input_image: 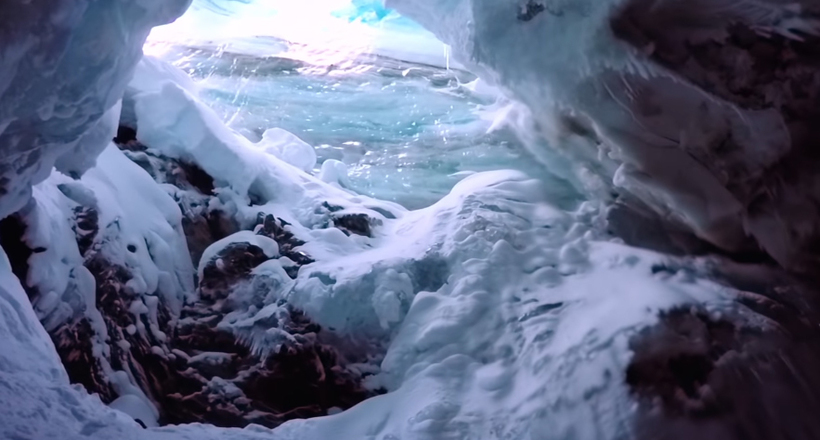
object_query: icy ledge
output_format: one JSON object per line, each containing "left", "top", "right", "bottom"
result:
{"left": 389, "top": 0, "right": 820, "bottom": 272}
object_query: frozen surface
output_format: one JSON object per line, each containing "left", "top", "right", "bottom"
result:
{"left": 143, "top": 1, "right": 571, "bottom": 209}
{"left": 387, "top": 0, "right": 820, "bottom": 270}
{"left": 0, "top": 0, "right": 190, "bottom": 218}
{"left": 0, "top": 2, "right": 806, "bottom": 440}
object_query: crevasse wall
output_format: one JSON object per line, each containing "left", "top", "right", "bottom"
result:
{"left": 388, "top": 0, "right": 820, "bottom": 271}
{"left": 0, "top": 0, "right": 191, "bottom": 219}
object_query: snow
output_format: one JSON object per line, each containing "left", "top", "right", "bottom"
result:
{"left": 110, "top": 394, "right": 160, "bottom": 428}
{"left": 116, "top": 57, "right": 760, "bottom": 440}
{"left": 257, "top": 128, "right": 318, "bottom": 174}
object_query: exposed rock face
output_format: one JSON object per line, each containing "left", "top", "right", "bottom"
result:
{"left": 109, "top": 136, "right": 373, "bottom": 427}
{"left": 626, "top": 279, "right": 820, "bottom": 440}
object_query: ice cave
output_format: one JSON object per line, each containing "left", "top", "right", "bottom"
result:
{"left": 2, "top": 0, "right": 820, "bottom": 439}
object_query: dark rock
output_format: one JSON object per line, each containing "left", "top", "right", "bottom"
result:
{"left": 609, "top": 0, "right": 820, "bottom": 272}
{"left": 321, "top": 202, "right": 344, "bottom": 213}
{"left": 333, "top": 213, "right": 377, "bottom": 237}
{"left": 177, "top": 161, "right": 215, "bottom": 196}
{"left": 114, "top": 125, "right": 138, "bottom": 144}
{"left": 53, "top": 319, "right": 118, "bottom": 403}
{"left": 518, "top": 1, "right": 545, "bottom": 22}
{"left": 0, "top": 214, "right": 32, "bottom": 293}
{"left": 627, "top": 293, "right": 820, "bottom": 440}
{"left": 33, "top": 133, "right": 379, "bottom": 430}
{"left": 182, "top": 209, "right": 239, "bottom": 268}
{"left": 72, "top": 206, "right": 99, "bottom": 257}
{"left": 199, "top": 242, "right": 271, "bottom": 304}
{"left": 253, "top": 213, "right": 314, "bottom": 269}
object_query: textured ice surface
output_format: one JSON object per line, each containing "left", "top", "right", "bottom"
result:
{"left": 143, "top": 1, "right": 572, "bottom": 210}
{"left": 0, "top": 2, "right": 806, "bottom": 439}
{"left": 388, "top": 0, "right": 820, "bottom": 270}
{"left": 144, "top": 48, "right": 555, "bottom": 209}
{"left": 0, "top": 0, "right": 191, "bottom": 218}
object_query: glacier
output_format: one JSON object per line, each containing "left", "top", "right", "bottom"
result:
{"left": 1, "top": 0, "right": 820, "bottom": 440}
{"left": 388, "top": 0, "right": 820, "bottom": 271}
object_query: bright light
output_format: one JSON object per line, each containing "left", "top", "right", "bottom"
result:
{"left": 145, "top": 0, "right": 455, "bottom": 71}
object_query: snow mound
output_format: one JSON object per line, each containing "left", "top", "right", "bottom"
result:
{"left": 257, "top": 128, "right": 318, "bottom": 174}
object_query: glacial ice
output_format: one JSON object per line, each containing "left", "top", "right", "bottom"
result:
{"left": 0, "top": 1, "right": 813, "bottom": 439}
{"left": 1, "top": 52, "right": 756, "bottom": 439}
{"left": 0, "top": 0, "right": 191, "bottom": 219}
{"left": 388, "top": 0, "right": 820, "bottom": 270}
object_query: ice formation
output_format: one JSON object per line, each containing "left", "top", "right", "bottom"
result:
{"left": 389, "top": 0, "right": 820, "bottom": 272}
{"left": 2, "top": 1, "right": 820, "bottom": 440}
{"left": 0, "top": 0, "right": 191, "bottom": 219}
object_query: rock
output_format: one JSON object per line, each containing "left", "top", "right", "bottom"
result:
{"left": 627, "top": 289, "right": 820, "bottom": 440}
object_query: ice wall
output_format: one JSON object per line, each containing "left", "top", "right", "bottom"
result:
{"left": 0, "top": 0, "right": 191, "bottom": 219}
{"left": 388, "top": 0, "right": 820, "bottom": 272}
